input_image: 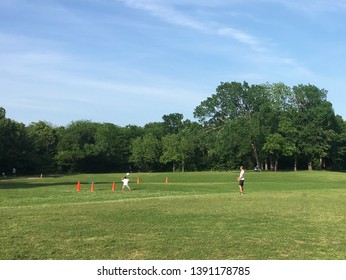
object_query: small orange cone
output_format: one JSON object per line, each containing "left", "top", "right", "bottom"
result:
{"left": 165, "top": 177, "right": 168, "bottom": 184}
{"left": 76, "top": 181, "right": 81, "bottom": 191}
{"left": 112, "top": 182, "right": 116, "bottom": 192}
{"left": 136, "top": 177, "right": 140, "bottom": 184}
{"left": 90, "top": 182, "right": 95, "bottom": 192}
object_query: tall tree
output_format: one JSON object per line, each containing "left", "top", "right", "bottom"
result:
{"left": 277, "top": 112, "right": 300, "bottom": 171}
{"left": 162, "top": 113, "right": 184, "bottom": 134}
{"left": 160, "top": 125, "right": 195, "bottom": 172}
{"left": 328, "top": 116, "right": 346, "bottom": 169}
{"left": 292, "top": 84, "right": 336, "bottom": 170}
{"left": 129, "top": 133, "right": 161, "bottom": 171}
{"left": 0, "top": 110, "right": 29, "bottom": 174}
{"left": 0, "top": 107, "right": 5, "bottom": 119}
{"left": 92, "top": 123, "right": 131, "bottom": 172}
{"left": 55, "top": 120, "right": 97, "bottom": 172}
{"left": 262, "top": 133, "right": 285, "bottom": 171}
{"left": 160, "top": 134, "right": 180, "bottom": 172}
{"left": 194, "top": 81, "right": 272, "bottom": 168}
{"left": 26, "top": 121, "right": 58, "bottom": 173}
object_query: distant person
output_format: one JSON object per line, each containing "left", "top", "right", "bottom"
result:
{"left": 12, "top": 167, "right": 16, "bottom": 176}
{"left": 237, "top": 166, "right": 245, "bottom": 194}
{"left": 121, "top": 176, "right": 131, "bottom": 191}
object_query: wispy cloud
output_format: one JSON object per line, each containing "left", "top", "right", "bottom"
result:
{"left": 217, "top": 27, "right": 263, "bottom": 52}
{"left": 121, "top": 0, "right": 207, "bottom": 31}
{"left": 119, "top": 0, "right": 313, "bottom": 79}
{"left": 120, "top": 0, "right": 264, "bottom": 52}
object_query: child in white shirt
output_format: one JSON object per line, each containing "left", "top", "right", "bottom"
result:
{"left": 121, "top": 177, "right": 131, "bottom": 191}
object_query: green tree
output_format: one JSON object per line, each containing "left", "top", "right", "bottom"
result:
{"left": 160, "top": 134, "right": 180, "bottom": 172}
{"left": 129, "top": 133, "right": 161, "bottom": 171}
{"left": 277, "top": 112, "right": 300, "bottom": 171}
{"left": 160, "top": 127, "right": 196, "bottom": 172}
{"left": 0, "top": 107, "right": 5, "bottom": 119}
{"left": 26, "top": 121, "right": 58, "bottom": 173}
{"left": 262, "top": 133, "right": 285, "bottom": 171}
{"left": 212, "top": 119, "right": 253, "bottom": 170}
{"left": 143, "top": 122, "right": 165, "bottom": 140}
{"left": 194, "top": 81, "right": 273, "bottom": 168}
{"left": 0, "top": 110, "right": 29, "bottom": 174}
{"left": 92, "top": 123, "right": 132, "bottom": 172}
{"left": 55, "top": 120, "right": 97, "bottom": 172}
{"left": 328, "top": 116, "right": 346, "bottom": 169}
{"left": 292, "top": 84, "right": 336, "bottom": 170}
{"left": 162, "top": 113, "right": 184, "bottom": 134}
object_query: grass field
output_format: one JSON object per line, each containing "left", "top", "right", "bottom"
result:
{"left": 0, "top": 171, "right": 345, "bottom": 260}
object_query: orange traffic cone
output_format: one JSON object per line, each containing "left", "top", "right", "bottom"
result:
{"left": 112, "top": 182, "right": 116, "bottom": 192}
{"left": 90, "top": 182, "right": 95, "bottom": 192}
{"left": 165, "top": 177, "right": 168, "bottom": 184}
{"left": 136, "top": 177, "right": 140, "bottom": 184}
{"left": 76, "top": 181, "right": 81, "bottom": 191}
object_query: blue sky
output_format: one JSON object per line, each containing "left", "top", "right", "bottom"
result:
{"left": 1, "top": 0, "right": 346, "bottom": 127}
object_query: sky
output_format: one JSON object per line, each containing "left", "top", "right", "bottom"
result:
{"left": 1, "top": 0, "right": 346, "bottom": 127}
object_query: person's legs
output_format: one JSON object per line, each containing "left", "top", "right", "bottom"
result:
{"left": 239, "top": 181, "right": 244, "bottom": 194}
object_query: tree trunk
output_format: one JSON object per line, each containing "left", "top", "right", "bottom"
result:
{"left": 251, "top": 141, "right": 261, "bottom": 169}
{"left": 319, "top": 157, "right": 324, "bottom": 170}
{"left": 294, "top": 156, "right": 297, "bottom": 171}
{"left": 269, "top": 156, "right": 274, "bottom": 171}
{"left": 308, "top": 161, "right": 313, "bottom": 171}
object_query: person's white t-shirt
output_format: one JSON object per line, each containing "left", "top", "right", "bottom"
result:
{"left": 239, "top": 170, "right": 245, "bottom": 181}
{"left": 122, "top": 178, "right": 129, "bottom": 186}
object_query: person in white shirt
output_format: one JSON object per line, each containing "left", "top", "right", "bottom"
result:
{"left": 237, "top": 166, "right": 245, "bottom": 194}
{"left": 121, "top": 176, "right": 131, "bottom": 191}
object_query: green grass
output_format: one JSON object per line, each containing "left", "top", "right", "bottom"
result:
{"left": 0, "top": 171, "right": 345, "bottom": 260}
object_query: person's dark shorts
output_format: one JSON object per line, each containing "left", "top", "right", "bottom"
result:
{"left": 239, "top": 180, "right": 244, "bottom": 186}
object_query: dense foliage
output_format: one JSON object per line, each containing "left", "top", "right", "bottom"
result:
{"left": 1, "top": 82, "right": 346, "bottom": 175}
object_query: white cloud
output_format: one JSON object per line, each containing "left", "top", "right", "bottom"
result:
{"left": 118, "top": 0, "right": 316, "bottom": 80}
{"left": 120, "top": 0, "right": 264, "bottom": 50}
{"left": 121, "top": 0, "right": 207, "bottom": 31}
{"left": 217, "top": 27, "right": 264, "bottom": 52}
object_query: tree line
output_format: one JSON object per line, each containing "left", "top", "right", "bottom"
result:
{"left": 1, "top": 81, "right": 346, "bottom": 175}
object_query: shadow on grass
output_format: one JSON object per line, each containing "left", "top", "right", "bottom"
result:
{"left": 0, "top": 177, "right": 123, "bottom": 190}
